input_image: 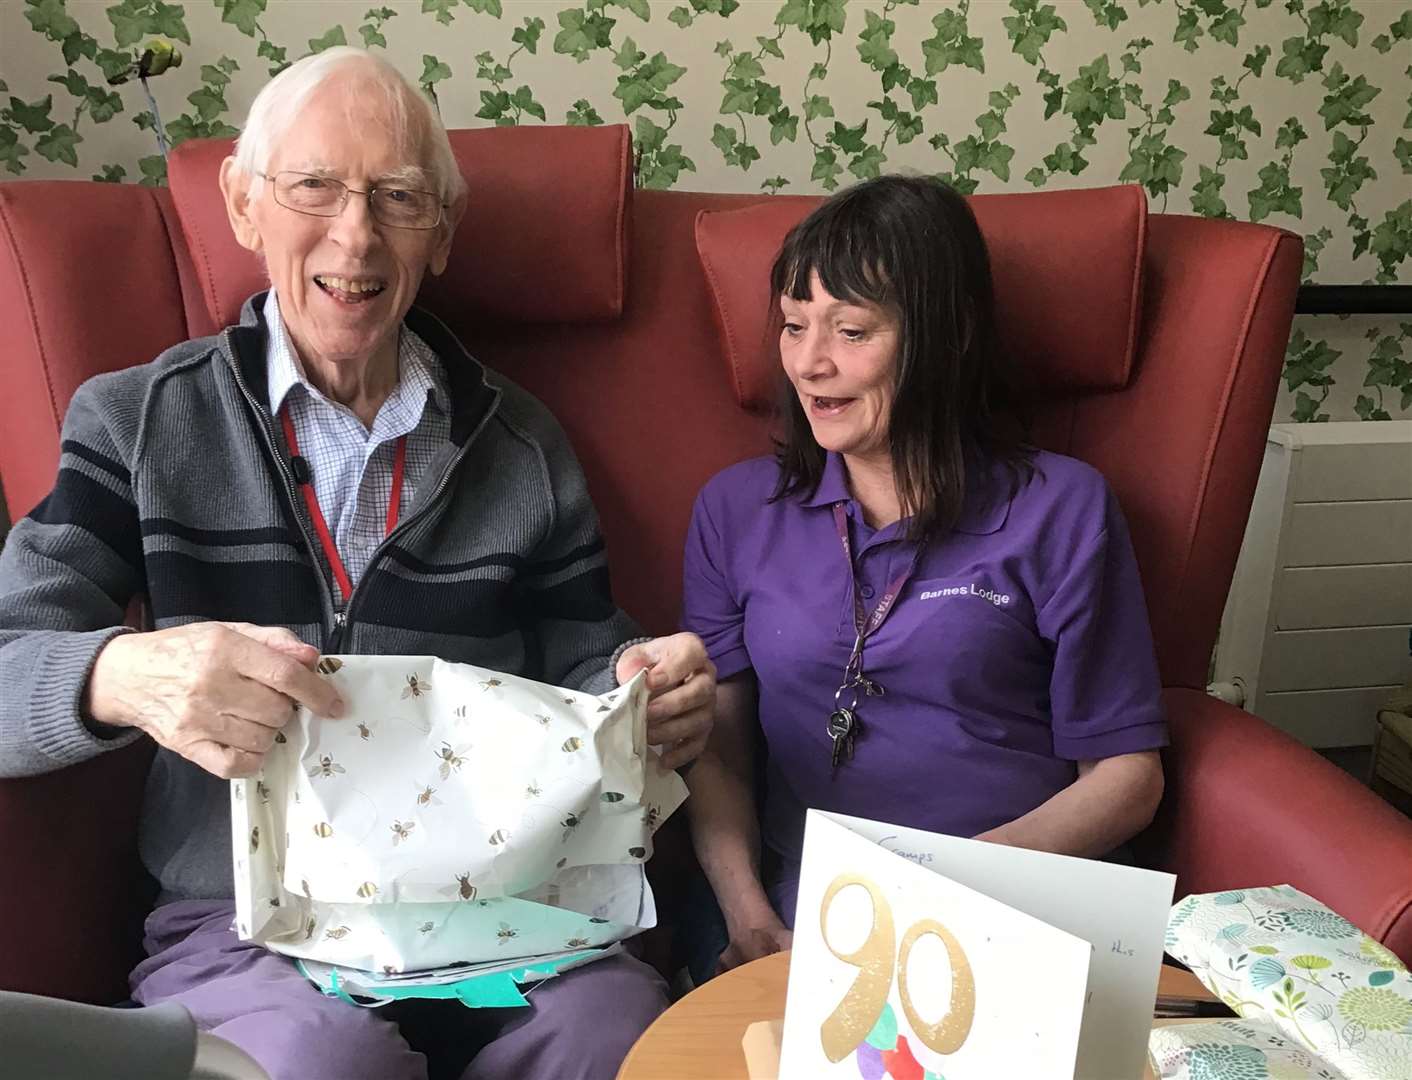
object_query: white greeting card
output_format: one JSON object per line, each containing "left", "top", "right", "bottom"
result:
{"left": 779, "top": 811, "right": 1176, "bottom": 1080}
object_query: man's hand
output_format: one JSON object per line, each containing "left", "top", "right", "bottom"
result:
{"left": 84, "top": 621, "right": 344, "bottom": 779}
{"left": 615, "top": 632, "right": 716, "bottom": 769}
{"left": 717, "top": 920, "right": 793, "bottom": 974}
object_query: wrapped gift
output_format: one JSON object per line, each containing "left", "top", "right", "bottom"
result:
{"left": 1162, "top": 885, "right": 1412, "bottom": 1079}
{"left": 230, "top": 655, "right": 686, "bottom": 974}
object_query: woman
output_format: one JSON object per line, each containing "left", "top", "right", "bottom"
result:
{"left": 681, "top": 175, "right": 1166, "bottom": 977}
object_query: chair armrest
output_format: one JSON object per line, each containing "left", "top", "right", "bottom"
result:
{"left": 1141, "top": 687, "right": 1412, "bottom": 965}
{"left": 0, "top": 740, "right": 155, "bottom": 1002}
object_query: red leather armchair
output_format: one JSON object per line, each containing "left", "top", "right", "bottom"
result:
{"left": 3, "top": 125, "right": 1410, "bottom": 1004}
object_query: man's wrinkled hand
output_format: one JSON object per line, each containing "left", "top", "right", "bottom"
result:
{"left": 717, "top": 922, "right": 793, "bottom": 974}
{"left": 84, "top": 621, "right": 344, "bottom": 779}
{"left": 615, "top": 632, "right": 716, "bottom": 769}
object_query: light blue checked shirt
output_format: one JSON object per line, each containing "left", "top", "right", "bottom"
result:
{"left": 264, "top": 290, "right": 451, "bottom": 594}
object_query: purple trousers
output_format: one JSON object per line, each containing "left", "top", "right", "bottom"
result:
{"left": 130, "top": 901, "right": 668, "bottom": 1080}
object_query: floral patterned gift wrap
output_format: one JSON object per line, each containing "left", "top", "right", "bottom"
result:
{"left": 230, "top": 655, "right": 687, "bottom": 973}
{"left": 1153, "top": 885, "right": 1412, "bottom": 1079}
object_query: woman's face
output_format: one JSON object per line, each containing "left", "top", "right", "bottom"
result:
{"left": 779, "top": 271, "right": 900, "bottom": 469}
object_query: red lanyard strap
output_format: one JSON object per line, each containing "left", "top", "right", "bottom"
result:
{"left": 280, "top": 408, "right": 406, "bottom": 605}
{"left": 832, "top": 502, "right": 921, "bottom": 646}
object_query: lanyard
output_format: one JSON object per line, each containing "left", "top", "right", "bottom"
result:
{"left": 280, "top": 408, "right": 407, "bottom": 605}
{"left": 831, "top": 501, "right": 921, "bottom": 650}
{"left": 826, "top": 501, "right": 922, "bottom": 771}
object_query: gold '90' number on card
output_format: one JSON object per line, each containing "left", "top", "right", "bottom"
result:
{"left": 817, "top": 873, "right": 976, "bottom": 1063}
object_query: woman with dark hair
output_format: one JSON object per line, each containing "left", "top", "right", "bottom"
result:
{"left": 680, "top": 175, "right": 1167, "bottom": 977}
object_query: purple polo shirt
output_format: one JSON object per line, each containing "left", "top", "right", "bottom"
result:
{"left": 682, "top": 450, "right": 1167, "bottom": 924}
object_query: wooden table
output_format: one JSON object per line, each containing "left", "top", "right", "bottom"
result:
{"left": 617, "top": 952, "right": 1219, "bottom": 1080}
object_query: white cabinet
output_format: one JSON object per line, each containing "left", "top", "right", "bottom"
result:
{"left": 1213, "top": 421, "right": 1412, "bottom": 747}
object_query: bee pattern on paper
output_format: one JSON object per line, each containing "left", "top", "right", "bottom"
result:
{"left": 628, "top": 846, "right": 647, "bottom": 859}
{"left": 415, "top": 784, "right": 441, "bottom": 808}
{"left": 313, "top": 822, "right": 334, "bottom": 838}
{"left": 419, "top": 921, "right": 435, "bottom": 934}
{"left": 641, "top": 805, "right": 660, "bottom": 830}
{"left": 534, "top": 714, "right": 552, "bottom": 728}
{"left": 249, "top": 826, "right": 259, "bottom": 852}
{"left": 525, "top": 780, "right": 542, "bottom": 798}
{"left": 356, "top": 881, "right": 379, "bottom": 898}
{"left": 479, "top": 679, "right": 502, "bottom": 692}
{"left": 274, "top": 731, "right": 287, "bottom": 744}
{"left": 309, "top": 754, "right": 346, "bottom": 779}
{"left": 601, "top": 791, "right": 624, "bottom": 804}
{"left": 402, "top": 673, "right": 430, "bottom": 699}
{"left": 596, "top": 704, "right": 610, "bottom": 713}
{"left": 267, "top": 897, "right": 281, "bottom": 908}
{"left": 488, "top": 829, "right": 510, "bottom": 847}
{"left": 566, "top": 937, "right": 590, "bottom": 948}
{"left": 324, "top": 925, "right": 352, "bottom": 941}
{"left": 356, "top": 721, "right": 373, "bottom": 741}
{"left": 562, "top": 697, "right": 576, "bottom": 706}
{"left": 316, "top": 657, "right": 344, "bottom": 675}
{"left": 234, "top": 784, "right": 243, "bottom": 802}
{"left": 455, "top": 873, "right": 477, "bottom": 901}
{"left": 390, "top": 820, "right": 415, "bottom": 845}
{"left": 304, "top": 917, "right": 317, "bottom": 940}
{"left": 434, "top": 742, "right": 470, "bottom": 780}
{"left": 497, "top": 922, "right": 519, "bottom": 947}
{"left": 560, "top": 812, "right": 583, "bottom": 841}
{"left": 302, "top": 879, "right": 312, "bottom": 898}
{"left": 255, "top": 780, "right": 270, "bottom": 803}
{"left": 453, "top": 705, "right": 467, "bottom": 719}
{"left": 589, "top": 917, "right": 609, "bottom": 924}
{"left": 561, "top": 737, "right": 583, "bottom": 753}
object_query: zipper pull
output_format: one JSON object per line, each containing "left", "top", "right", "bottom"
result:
{"left": 329, "top": 609, "right": 347, "bottom": 652}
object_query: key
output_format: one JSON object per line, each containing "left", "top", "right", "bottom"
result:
{"left": 827, "top": 708, "right": 856, "bottom": 769}
{"left": 860, "top": 675, "right": 885, "bottom": 697}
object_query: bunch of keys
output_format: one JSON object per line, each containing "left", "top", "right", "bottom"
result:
{"left": 827, "top": 674, "right": 884, "bottom": 770}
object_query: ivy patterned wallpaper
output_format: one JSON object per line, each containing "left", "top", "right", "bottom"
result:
{"left": 0, "top": 0, "right": 1409, "bottom": 427}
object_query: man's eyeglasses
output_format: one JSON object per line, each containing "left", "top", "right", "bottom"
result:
{"left": 258, "top": 170, "right": 446, "bottom": 230}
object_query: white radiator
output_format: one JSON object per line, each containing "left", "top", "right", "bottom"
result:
{"left": 1211, "top": 420, "right": 1412, "bottom": 747}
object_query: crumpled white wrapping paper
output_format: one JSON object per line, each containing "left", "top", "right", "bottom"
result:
{"left": 231, "top": 655, "right": 687, "bottom": 973}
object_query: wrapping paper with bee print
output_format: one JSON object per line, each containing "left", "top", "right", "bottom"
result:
{"left": 230, "top": 655, "right": 687, "bottom": 974}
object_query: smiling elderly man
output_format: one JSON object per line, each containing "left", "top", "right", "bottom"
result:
{"left": 0, "top": 48, "right": 715, "bottom": 1080}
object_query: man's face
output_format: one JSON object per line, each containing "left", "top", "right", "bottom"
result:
{"left": 222, "top": 74, "right": 458, "bottom": 373}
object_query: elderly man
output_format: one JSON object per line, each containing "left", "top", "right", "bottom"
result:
{"left": 0, "top": 48, "right": 715, "bottom": 1080}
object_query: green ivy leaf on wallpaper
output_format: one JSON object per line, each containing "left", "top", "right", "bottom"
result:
{"left": 7, "top": 96, "right": 55, "bottom": 135}
{"left": 511, "top": 16, "right": 545, "bottom": 53}
{"left": 35, "top": 123, "right": 80, "bottom": 166}
{"left": 1317, "top": 63, "right": 1379, "bottom": 130}
{"left": 308, "top": 27, "right": 348, "bottom": 54}
{"left": 1321, "top": 131, "right": 1375, "bottom": 211}
{"left": 25, "top": 0, "right": 80, "bottom": 42}
{"left": 0, "top": 126, "right": 28, "bottom": 176}
{"left": 359, "top": 8, "right": 398, "bottom": 49}
{"left": 634, "top": 115, "right": 694, "bottom": 188}
{"left": 421, "top": 55, "right": 453, "bottom": 88}
{"left": 465, "top": 0, "right": 504, "bottom": 17}
{"left": 566, "top": 99, "right": 604, "bottom": 126}
{"left": 1084, "top": 0, "right": 1127, "bottom": 34}
{"left": 777, "top": 0, "right": 847, "bottom": 47}
{"left": 1369, "top": 201, "right": 1412, "bottom": 284}
{"left": 1307, "top": 0, "right": 1363, "bottom": 48}
{"left": 422, "top": 0, "right": 458, "bottom": 27}
{"left": 810, "top": 145, "right": 841, "bottom": 190}
{"left": 137, "top": 153, "right": 166, "bottom": 186}
{"left": 107, "top": 0, "right": 191, "bottom": 49}
{"left": 93, "top": 162, "right": 126, "bottom": 182}
{"left": 555, "top": 8, "right": 617, "bottom": 62}
{"left": 1003, "top": 0, "right": 1066, "bottom": 68}
{"left": 217, "top": 0, "right": 266, "bottom": 38}
{"left": 922, "top": 8, "right": 985, "bottom": 75}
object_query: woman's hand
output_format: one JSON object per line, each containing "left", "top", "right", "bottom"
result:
{"left": 616, "top": 632, "right": 717, "bottom": 769}
{"left": 717, "top": 918, "right": 793, "bottom": 974}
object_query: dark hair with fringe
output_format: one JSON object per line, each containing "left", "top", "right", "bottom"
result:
{"left": 769, "top": 174, "right": 1029, "bottom": 539}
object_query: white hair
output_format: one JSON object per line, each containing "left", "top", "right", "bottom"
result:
{"left": 232, "top": 47, "right": 466, "bottom": 207}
